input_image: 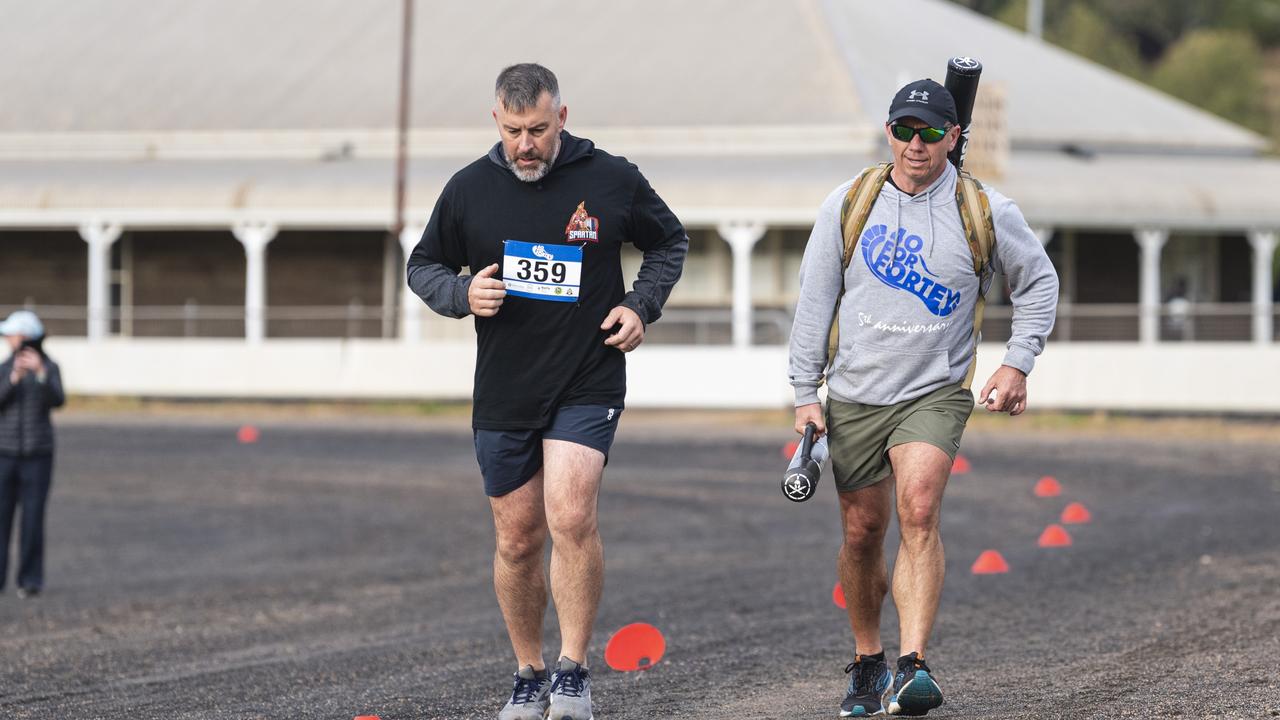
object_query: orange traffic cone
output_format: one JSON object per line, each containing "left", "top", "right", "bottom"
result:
{"left": 951, "top": 455, "right": 971, "bottom": 475}
{"left": 971, "top": 550, "right": 1009, "bottom": 574}
{"left": 1033, "top": 476, "right": 1061, "bottom": 497}
{"left": 1061, "top": 502, "right": 1092, "bottom": 524}
{"left": 782, "top": 439, "right": 799, "bottom": 460}
{"left": 354, "top": 716, "right": 381, "bottom": 720}
{"left": 832, "top": 581, "right": 846, "bottom": 609}
{"left": 1038, "top": 524, "right": 1072, "bottom": 547}
{"left": 237, "top": 425, "right": 260, "bottom": 444}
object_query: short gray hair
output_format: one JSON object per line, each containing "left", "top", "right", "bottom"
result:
{"left": 495, "top": 63, "right": 560, "bottom": 112}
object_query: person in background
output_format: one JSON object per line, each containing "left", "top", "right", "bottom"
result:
{"left": 0, "top": 310, "right": 65, "bottom": 598}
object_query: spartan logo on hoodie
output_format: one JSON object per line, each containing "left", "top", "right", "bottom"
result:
{"left": 565, "top": 201, "right": 600, "bottom": 242}
{"left": 860, "top": 224, "right": 961, "bottom": 317}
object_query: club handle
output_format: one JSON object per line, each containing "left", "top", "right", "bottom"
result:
{"left": 800, "top": 422, "right": 816, "bottom": 462}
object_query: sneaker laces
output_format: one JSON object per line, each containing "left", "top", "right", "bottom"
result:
{"left": 898, "top": 653, "right": 931, "bottom": 677}
{"left": 510, "top": 673, "right": 545, "bottom": 704}
{"left": 550, "top": 667, "right": 586, "bottom": 698}
{"left": 844, "top": 657, "right": 883, "bottom": 695}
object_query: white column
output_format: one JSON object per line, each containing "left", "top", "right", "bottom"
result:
{"left": 718, "top": 220, "right": 767, "bottom": 349}
{"left": 399, "top": 225, "right": 425, "bottom": 343}
{"left": 78, "top": 221, "right": 123, "bottom": 342}
{"left": 232, "top": 222, "right": 278, "bottom": 344}
{"left": 1248, "top": 230, "right": 1277, "bottom": 344}
{"left": 1134, "top": 228, "right": 1169, "bottom": 344}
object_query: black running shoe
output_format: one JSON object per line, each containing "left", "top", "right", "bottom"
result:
{"left": 888, "top": 652, "right": 943, "bottom": 716}
{"left": 840, "top": 654, "right": 893, "bottom": 717}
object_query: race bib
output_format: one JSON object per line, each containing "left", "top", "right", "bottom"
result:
{"left": 502, "top": 240, "right": 582, "bottom": 302}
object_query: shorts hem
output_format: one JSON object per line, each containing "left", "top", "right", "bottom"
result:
{"left": 885, "top": 434, "right": 962, "bottom": 462}
{"left": 541, "top": 431, "right": 610, "bottom": 457}
{"left": 834, "top": 472, "right": 892, "bottom": 494}
{"left": 484, "top": 472, "right": 539, "bottom": 498}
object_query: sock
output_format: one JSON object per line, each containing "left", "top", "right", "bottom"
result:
{"left": 859, "top": 650, "right": 886, "bottom": 662}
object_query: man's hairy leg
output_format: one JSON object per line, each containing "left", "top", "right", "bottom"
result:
{"left": 888, "top": 442, "right": 952, "bottom": 657}
{"left": 490, "top": 471, "right": 550, "bottom": 670}
{"left": 542, "top": 439, "right": 606, "bottom": 664}
{"left": 837, "top": 476, "right": 895, "bottom": 655}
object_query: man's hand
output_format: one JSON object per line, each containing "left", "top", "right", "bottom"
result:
{"left": 601, "top": 306, "right": 644, "bottom": 352}
{"left": 467, "top": 263, "right": 506, "bottom": 317}
{"left": 794, "top": 402, "right": 826, "bottom": 439}
{"left": 978, "top": 365, "right": 1028, "bottom": 416}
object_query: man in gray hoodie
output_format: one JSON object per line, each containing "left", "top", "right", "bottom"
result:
{"left": 788, "top": 79, "right": 1058, "bottom": 717}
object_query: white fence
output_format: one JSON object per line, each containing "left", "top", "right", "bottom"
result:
{"left": 42, "top": 338, "right": 1280, "bottom": 415}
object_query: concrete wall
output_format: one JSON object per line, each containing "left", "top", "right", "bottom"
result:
{"left": 37, "top": 339, "right": 1280, "bottom": 414}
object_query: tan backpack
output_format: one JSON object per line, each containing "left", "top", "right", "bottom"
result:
{"left": 827, "top": 163, "right": 997, "bottom": 389}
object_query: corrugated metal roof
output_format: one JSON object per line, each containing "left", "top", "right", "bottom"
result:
{"left": 0, "top": 0, "right": 1274, "bottom": 231}
{"left": 0, "top": 0, "right": 1263, "bottom": 151}
{"left": 3, "top": 148, "right": 1279, "bottom": 231}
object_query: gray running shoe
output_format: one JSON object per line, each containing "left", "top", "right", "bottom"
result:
{"left": 498, "top": 665, "right": 550, "bottom": 720}
{"left": 547, "top": 656, "right": 594, "bottom": 720}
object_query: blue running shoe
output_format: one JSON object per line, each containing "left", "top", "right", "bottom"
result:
{"left": 888, "top": 652, "right": 943, "bottom": 716}
{"left": 840, "top": 654, "right": 893, "bottom": 717}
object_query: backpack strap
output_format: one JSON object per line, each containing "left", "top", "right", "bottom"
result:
{"left": 821, "top": 164, "right": 998, "bottom": 390}
{"left": 955, "top": 171, "right": 997, "bottom": 389}
{"left": 827, "top": 163, "right": 893, "bottom": 365}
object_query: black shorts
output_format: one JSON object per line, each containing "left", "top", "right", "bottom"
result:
{"left": 473, "top": 404, "right": 623, "bottom": 497}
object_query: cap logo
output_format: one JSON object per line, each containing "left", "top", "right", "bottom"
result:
{"left": 907, "top": 90, "right": 929, "bottom": 103}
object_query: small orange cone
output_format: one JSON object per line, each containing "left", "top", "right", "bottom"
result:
{"left": 971, "top": 550, "right": 1009, "bottom": 574}
{"left": 237, "top": 425, "right": 260, "bottom": 444}
{"left": 1061, "top": 502, "right": 1092, "bottom": 524}
{"left": 604, "top": 622, "right": 666, "bottom": 671}
{"left": 1038, "top": 524, "right": 1072, "bottom": 547}
{"left": 832, "top": 581, "right": 846, "bottom": 609}
{"left": 782, "top": 439, "right": 800, "bottom": 460}
{"left": 951, "top": 455, "right": 971, "bottom": 475}
{"left": 1033, "top": 476, "right": 1061, "bottom": 497}
{"left": 354, "top": 716, "right": 381, "bottom": 720}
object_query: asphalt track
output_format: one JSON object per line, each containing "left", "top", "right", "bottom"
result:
{"left": 0, "top": 412, "right": 1277, "bottom": 719}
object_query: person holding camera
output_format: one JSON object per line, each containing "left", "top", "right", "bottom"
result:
{"left": 0, "top": 310, "right": 65, "bottom": 598}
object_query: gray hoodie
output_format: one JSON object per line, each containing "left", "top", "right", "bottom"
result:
{"left": 789, "top": 163, "right": 1059, "bottom": 407}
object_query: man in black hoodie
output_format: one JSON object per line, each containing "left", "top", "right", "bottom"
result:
{"left": 407, "top": 63, "right": 687, "bottom": 720}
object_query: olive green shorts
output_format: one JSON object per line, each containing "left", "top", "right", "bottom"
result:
{"left": 825, "top": 382, "right": 975, "bottom": 493}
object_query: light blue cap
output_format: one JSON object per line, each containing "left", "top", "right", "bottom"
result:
{"left": 0, "top": 310, "right": 45, "bottom": 339}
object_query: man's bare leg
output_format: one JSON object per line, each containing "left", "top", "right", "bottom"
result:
{"left": 490, "top": 471, "right": 549, "bottom": 670}
{"left": 542, "top": 440, "right": 606, "bottom": 664}
{"left": 837, "top": 476, "right": 895, "bottom": 655}
{"left": 887, "top": 442, "right": 952, "bottom": 657}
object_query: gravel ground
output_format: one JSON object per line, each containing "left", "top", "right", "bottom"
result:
{"left": 0, "top": 412, "right": 1276, "bottom": 719}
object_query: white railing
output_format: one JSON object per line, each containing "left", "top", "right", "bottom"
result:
{"left": 1, "top": 302, "right": 1272, "bottom": 344}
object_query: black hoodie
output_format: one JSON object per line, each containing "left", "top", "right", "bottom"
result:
{"left": 407, "top": 132, "right": 688, "bottom": 430}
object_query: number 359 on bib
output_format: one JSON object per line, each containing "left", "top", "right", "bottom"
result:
{"left": 501, "top": 239, "right": 583, "bottom": 303}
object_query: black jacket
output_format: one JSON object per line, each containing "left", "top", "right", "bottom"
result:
{"left": 407, "top": 131, "right": 688, "bottom": 430}
{"left": 0, "top": 354, "right": 65, "bottom": 456}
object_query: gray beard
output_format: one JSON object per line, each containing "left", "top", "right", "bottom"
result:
{"left": 504, "top": 137, "right": 561, "bottom": 183}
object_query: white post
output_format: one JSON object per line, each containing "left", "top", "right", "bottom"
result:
{"left": 1248, "top": 230, "right": 1277, "bottom": 344}
{"left": 1134, "top": 228, "right": 1169, "bottom": 344}
{"left": 399, "top": 225, "right": 425, "bottom": 343}
{"left": 78, "top": 221, "right": 123, "bottom": 342}
{"left": 1031, "top": 226, "right": 1054, "bottom": 247}
{"left": 718, "top": 220, "right": 767, "bottom": 349}
{"left": 232, "top": 222, "right": 278, "bottom": 344}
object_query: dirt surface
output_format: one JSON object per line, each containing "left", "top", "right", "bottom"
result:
{"left": 1, "top": 413, "right": 1278, "bottom": 719}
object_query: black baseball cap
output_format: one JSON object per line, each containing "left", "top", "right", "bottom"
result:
{"left": 887, "top": 79, "right": 958, "bottom": 129}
